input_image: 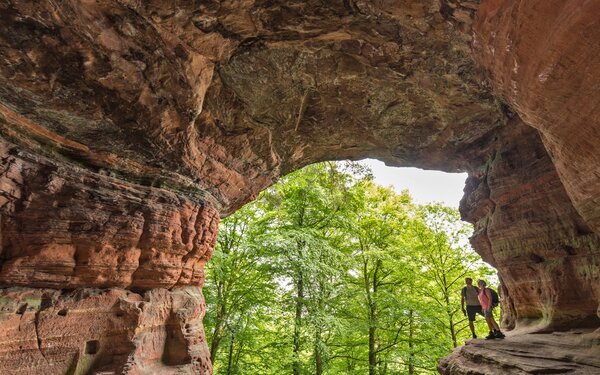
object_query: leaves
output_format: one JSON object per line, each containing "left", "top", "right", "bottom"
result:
{"left": 205, "top": 162, "right": 496, "bottom": 374}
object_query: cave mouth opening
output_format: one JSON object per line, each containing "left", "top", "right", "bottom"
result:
{"left": 359, "top": 159, "right": 468, "bottom": 208}
{"left": 205, "top": 160, "right": 498, "bottom": 373}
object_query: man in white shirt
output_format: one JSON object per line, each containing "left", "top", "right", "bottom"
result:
{"left": 461, "top": 277, "right": 483, "bottom": 338}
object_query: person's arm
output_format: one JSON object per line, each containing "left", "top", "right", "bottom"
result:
{"left": 485, "top": 288, "right": 492, "bottom": 308}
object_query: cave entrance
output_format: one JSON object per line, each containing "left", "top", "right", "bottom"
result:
{"left": 205, "top": 160, "right": 497, "bottom": 374}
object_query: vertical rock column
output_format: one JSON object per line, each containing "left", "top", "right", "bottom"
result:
{"left": 0, "top": 139, "right": 218, "bottom": 374}
{"left": 461, "top": 119, "right": 600, "bottom": 331}
{"left": 466, "top": 0, "right": 600, "bottom": 332}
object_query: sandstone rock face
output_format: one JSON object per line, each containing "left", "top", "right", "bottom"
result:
{"left": 0, "top": 2, "right": 504, "bottom": 372}
{"left": 0, "top": 139, "right": 219, "bottom": 290}
{"left": 461, "top": 119, "right": 600, "bottom": 331}
{"left": 472, "top": 0, "right": 600, "bottom": 233}
{"left": 0, "top": 286, "right": 210, "bottom": 375}
{"left": 0, "top": 0, "right": 599, "bottom": 374}
{"left": 0, "top": 0, "right": 504, "bottom": 212}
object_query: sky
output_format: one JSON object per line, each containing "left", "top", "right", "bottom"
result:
{"left": 359, "top": 159, "right": 468, "bottom": 208}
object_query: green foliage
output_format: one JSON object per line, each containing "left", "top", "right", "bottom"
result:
{"left": 205, "top": 162, "right": 496, "bottom": 374}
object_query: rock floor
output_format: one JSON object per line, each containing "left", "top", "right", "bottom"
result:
{"left": 439, "top": 330, "right": 600, "bottom": 374}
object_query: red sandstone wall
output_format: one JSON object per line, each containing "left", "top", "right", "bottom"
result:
{"left": 461, "top": 119, "right": 600, "bottom": 331}
{"left": 473, "top": 0, "right": 600, "bottom": 233}
{"left": 0, "top": 287, "right": 211, "bottom": 374}
{"left": 0, "top": 139, "right": 218, "bottom": 290}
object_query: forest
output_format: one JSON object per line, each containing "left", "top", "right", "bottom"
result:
{"left": 204, "top": 162, "right": 496, "bottom": 374}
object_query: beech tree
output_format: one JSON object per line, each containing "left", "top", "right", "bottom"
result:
{"left": 412, "top": 204, "right": 493, "bottom": 350}
{"left": 259, "top": 162, "right": 363, "bottom": 375}
{"left": 335, "top": 182, "right": 414, "bottom": 375}
{"left": 204, "top": 202, "right": 279, "bottom": 372}
{"left": 205, "top": 162, "right": 496, "bottom": 374}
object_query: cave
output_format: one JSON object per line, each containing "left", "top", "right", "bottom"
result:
{"left": 0, "top": 0, "right": 599, "bottom": 373}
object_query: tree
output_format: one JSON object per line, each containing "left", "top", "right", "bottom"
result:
{"left": 204, "top": 202, "right": 277, "bottom": 373}
{"left": 204, "top": 163, "right": 497, "bottom": 374}
{"left": 261, "top": 162, "right": 364, "bottom": 375}
{"left": 411, "top": 204, "right": 493, "bottom": 351}
{"left": 327, "top": 182, "right": 417, "bottom": 375}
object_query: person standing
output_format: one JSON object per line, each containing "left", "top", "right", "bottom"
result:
{"left": 461, "top": 278, "right": 483, "bottom": 338}
{"left": 477, "top": 279, "right": 505, "bottom": 339}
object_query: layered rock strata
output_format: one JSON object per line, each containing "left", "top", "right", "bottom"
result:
{"left": 0, "top": 0, "right": 598, "bottom": 374}
{"left": 473, "top": 0, "right": 600, "bottom": 233}
{"left": 0, "top": 1, "right": 505, "bottom": 372}
{"left": 0, "top": 286, "right": 210, "bottom": 375}
{"left": 439, "top": 330, "right": 600, "bottom": 374}
{"left": 0, "top": 139, "right": 218, "bottom": 290}
{"left": 461, "top": 119, "right": 600, "bottom": 331}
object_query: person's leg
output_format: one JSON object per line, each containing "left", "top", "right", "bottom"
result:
{"left": 483, "top": 312, "right": 492, "bottom": 330}
{"left": 486, "top": 309, "right": 505, "bottom": 338}
{"left": 484, "top": 310, "right": 496, "bottom": 339}
{"left": 469, "top": 320, "right": 476, "bottom": 336}
{"left": 490, "top": 313, "right": 504, "bottom": 338}
{"left": 491, "top": 317, "right": 500, "bottom": 331}
{"left": 466, "top": 306, "right": 477, "bottom": 337}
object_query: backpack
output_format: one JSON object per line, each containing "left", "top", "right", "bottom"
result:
{"left": 488, "top": 287, "right": 500, "bottom": 308}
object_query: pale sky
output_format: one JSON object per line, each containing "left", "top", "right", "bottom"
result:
{"left": 360, "top": 159, "right": 468, "bottom": 208}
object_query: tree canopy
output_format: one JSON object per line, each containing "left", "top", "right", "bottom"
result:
{"left": 204, "top": 162, "right": 495, "bottom": 374}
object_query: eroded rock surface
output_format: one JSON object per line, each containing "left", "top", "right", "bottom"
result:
{"left": 0, "top": 0, "right": 599, "bottom": 374}
{"left": 461, "top": 119, "right": 600, "bottom": 331}
{"left": 0, "top": 138, "right": 219, "bottom": 290}
{"left": 0, "top": 286, "right": 210, "bottom": 375}
{"left": 0, "top": 2, "right": 504, "bottom": 372}
{"left": 473, "top": 0, "right": 600, "bottom": 233}
{"left": 439, "top": 330, "right": 600, "bottom": 375}
{"left": 0, "top": 0, "right": 505, "bottom": 209}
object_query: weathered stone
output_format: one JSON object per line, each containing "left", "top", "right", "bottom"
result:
{"left": 472, "top": 0, "right": 600, "bottom": 234}
{"left": 0, "top": 0, "right": 504, "bottom": 212}
{"left": 461, "top": 119, "right": 600, "bottom": 332}
{"left": 0, "top": 0, "right": 598, "bottom": 373}
{"left": 439, "top": 330, "right": 600, "bottom": 374}
{"left": 0, "top": 138, "right": 218, "bottom": 290}
{"left": 0, "top": 286, "right": 211, "bottom": 375}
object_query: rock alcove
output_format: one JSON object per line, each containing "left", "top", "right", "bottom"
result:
{"left": 0, "top": 0, "right": 599, "bottom": 373}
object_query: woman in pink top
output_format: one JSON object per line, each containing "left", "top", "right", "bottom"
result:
{"left": 477, "top": 279, "right": 505, "bottom": 339}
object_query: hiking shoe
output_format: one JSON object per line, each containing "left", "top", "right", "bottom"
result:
{"left": 494, "top": 331, "right": 505, "bottom": 339}
{"left": 485, "top": 332, "right": 496, "bottom": 340}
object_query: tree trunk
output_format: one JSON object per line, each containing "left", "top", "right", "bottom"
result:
{"left": 210, "top": 282, "right": 227, "bottom": 363}
{"left": 233, "top": 339, "right": 244, "bottom": 374}
{"left": 315, "top": 328, "right": 323, "bottom": 375}
{"left": 364, "top": 259, "right": 379, "bottom": 375}
{"left": 449, "top": 314, "right": 457, "bottom": 348}
{"left": 226, "top": 333, "right": 235, "bottom": 375}
{"left": 293, "top": 270, "right": 304, "bottom": 375}
{"left": 314, "top": 274, "right": 327, "bottom": 375}
{"left": 443, "top": 286, "right": 458, "bottom": 348}
{"left": 368, "top": 324, "right": 376, "bottom": 375}
{"left": 408, "top": 309, "right": 415, "bottom": 375}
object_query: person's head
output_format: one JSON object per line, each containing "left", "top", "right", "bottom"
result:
{"left": 477, "top": 279, "right": 487, "bottom": 288}
{"left": 465, "top": 278, "right": 473, "bottom": 286}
